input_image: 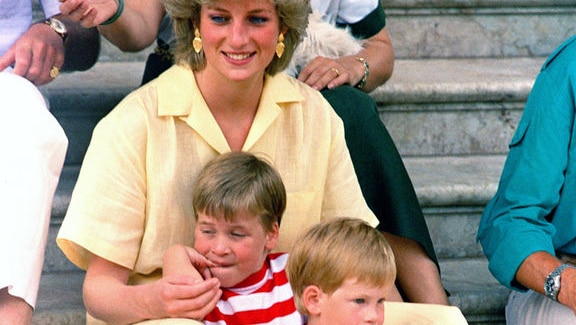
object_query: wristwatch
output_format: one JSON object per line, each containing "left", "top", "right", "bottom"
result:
{"left": 44, "top": 17, "right": 68, "bottom": 41}
{"left": 544, "top": 262, "right": 576, "bottom": 301}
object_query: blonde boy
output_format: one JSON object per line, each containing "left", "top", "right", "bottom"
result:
{"left": 287, "top": 217, "right": 469, "bottom": 325}
{"left": 287, "top": 217, "right": 396, "bottom": 325}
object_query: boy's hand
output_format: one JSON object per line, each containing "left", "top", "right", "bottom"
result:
{"left": 159, "top": 245, "right": 223, "bottom": 319}
{"left": 182, "top": 245, "right": 220, "bottom": 279}
{"left": 163, "top": 244, "right": 219, "bottom": 280}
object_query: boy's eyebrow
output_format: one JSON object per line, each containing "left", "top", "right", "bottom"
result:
{"left": 228, "top": 223, "right": 250, "bottom": 230}
{"left": 197, "top": 220, "right": 215, "bottom": 226}
{"left": 197, "top": 219, "right": 249, "bottom": 229}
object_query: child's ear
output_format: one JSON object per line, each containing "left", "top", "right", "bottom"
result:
{"left": 302, "top": 285, "right": 323, "bottom": 315}
{"left": 265, "top": 223, "right": 279, "bottom": 251}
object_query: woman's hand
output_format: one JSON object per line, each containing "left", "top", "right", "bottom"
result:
{"left": 297, "top": 26, "right": 394, "bottom": 93}
{"left": 148, "top": 274, "right": 222, "bottom": 320}
{"left": 83, "top": 254, "right": 221, "bottom": 324}
{"left": 59, "top": 0, "right": 119, "bottom": 28}
{"left": 297, "top": 56, "right": 365, "bottom": 91}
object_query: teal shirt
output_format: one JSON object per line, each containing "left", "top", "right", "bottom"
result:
{"left": 478, "top": 34, "right": 576, "bottom": 290}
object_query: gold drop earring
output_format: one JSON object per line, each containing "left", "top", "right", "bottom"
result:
{"left": 276, "top": 33, "right": 285, "bottom": 58}
{"left": 193, "top": 28, "right": 202, "bottom": 53}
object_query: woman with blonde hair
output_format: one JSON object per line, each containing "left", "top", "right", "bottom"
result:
{"left": 57, "top": 0, "right": 382, "bottom": 323}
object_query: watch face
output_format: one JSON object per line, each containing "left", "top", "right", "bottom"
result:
{"left": 50, "top": 19, "right": 67, "bottom": 34}
{"left": 545, "top": 275, "right": 560, "bottom": 299}
{"left": 545, "top": 277, "right": 555, "bottom": 293}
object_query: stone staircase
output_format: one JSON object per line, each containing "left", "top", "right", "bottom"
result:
{"left": 32, "top": 0, "right": 576, "bottom": 324}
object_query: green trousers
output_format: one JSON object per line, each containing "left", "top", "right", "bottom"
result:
{"left": 321, "top": 86, "right": 438, "bottom": 268}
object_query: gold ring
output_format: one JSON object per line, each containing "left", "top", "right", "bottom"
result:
{"left": 49, "top": 66, "right": 60, "bottom": 79}
{"left": 331, "top": 67, "right": 340, "bottom": 77}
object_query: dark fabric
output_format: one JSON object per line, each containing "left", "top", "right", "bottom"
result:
{"left": 141, "top": 40, "right": 174, "bottom": 86}
{"left": 341, "top": 1, "right": 386, "bottom": 39}
{"left": 320, "top": 86, "right": 439, "bottom": 268}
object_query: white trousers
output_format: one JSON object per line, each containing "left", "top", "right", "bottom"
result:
{"left": 0, "top": 72, "right": 68, "bottom": 308}
{"left": 506, "top": 289, "right": 576, "bottom": 324}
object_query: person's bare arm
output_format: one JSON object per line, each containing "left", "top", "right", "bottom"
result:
{"left": 297, "top": 26, "right": 394, "bottom": 93}
{"left": 351, "top": 27, "right": 394, "bottom": 91}
{"left": 383, "top": 232, "right": 450, "bottom": 305}
{"left": 83, "top": 253, "right": 221, "bottom": 324}
{"left": 60, "top": 0, "right": 164, "bottom": 51}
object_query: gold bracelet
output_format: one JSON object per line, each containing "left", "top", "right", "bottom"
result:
{"left": 355, "top": 57, "right": 369, "bottom": 90}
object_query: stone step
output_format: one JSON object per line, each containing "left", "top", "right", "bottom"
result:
{"left": 410, "top": 155, "right": 506, "bottom": 259}
{"left": 440, "top": 257, "right": 509, "bottom": 325}
{"left": 32, "top": 258, "right": 507, "bottom": 324}
{"left": 39, "top": 57, "right": 543, "bottom": 163}
{"left": 375, "top": 57, "right": 542, "bottom": 156}
{"left": 93, "top": 1, "right": 576, "bottom": 63}
{"left": 385, "top": 0, "right": 576, "bottom": 59}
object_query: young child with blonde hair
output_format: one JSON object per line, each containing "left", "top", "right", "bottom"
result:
{"left": 287, "top": 217, "right": 396, "bottom": 325}
{"left": 288, "top": 217, "right": 469, "bottom": 325}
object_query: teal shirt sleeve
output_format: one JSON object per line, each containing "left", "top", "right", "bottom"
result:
{"left": 477, "top": 35, "right": 576, "bottom": 290}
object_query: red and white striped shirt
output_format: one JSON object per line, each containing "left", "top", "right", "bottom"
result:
{"left": 203, "top": 253, "right": 304, "bottom": 325}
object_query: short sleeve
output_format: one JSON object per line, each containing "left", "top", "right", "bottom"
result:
{"left": 348, "top": 1, "right": 386, "bottom": 39}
